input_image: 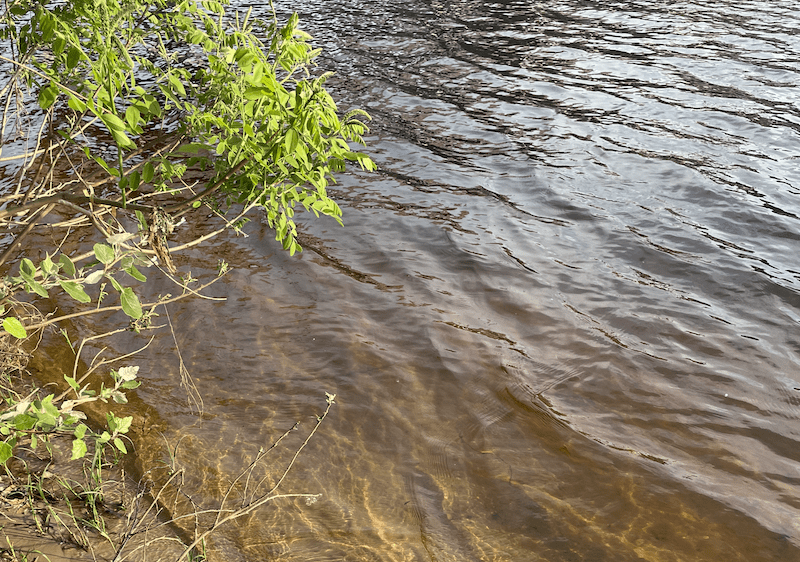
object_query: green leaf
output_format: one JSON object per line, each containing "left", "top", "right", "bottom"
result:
{"left": 84, "top": 270, "right": 104, "bottom": 284}
{"left": 27, "top": 280, "right": 49, "bottom": 298}
{"left": 41, "top": 254, "right": 57, "bottom": 276}
{"left": 120, "top": 287, "right": 142, "bottom": 319}
{"left": 178, "top": 143, "right": 207, "bottom": 154}
{"left": 125, "top": 105, "right": 141, "bottom": 130}
{"left": 167, "top": 72, "right": 187, "bottom": 97}
{"left": 67, "top": 94, "right": 86, "bottom": 112}
{"left": 65, "top": 375, "right": 80, "bottom": 393}
{"left": 59, "top": 254, "right": 76, "bottom": 277}
{"left": 125, "top": 265, "right": 147, "bottom": 282}
{"left": 142, "top": 162, "right": 154, "bottom": 183}
{"left": 53, "top": 35, "right": 66, "bottom": 56}
{"left": 13, "top": 414, "right": 36, "bottom": 431}
{"left": 19, "top": 258, "right": 36, "bottom": 278}
{"left": 94, "top": 243, "right": 115, "bottom": 265}
{"left": 38, "top": 84, "right": 58, "bottom": 109}
{"left": 106, "top": 274, "right": 123, "bottom": 292}
{"left": 59, "top": 280, "right": 91, "bottom": 303}
{"left": 71, "top": 439, "right": 88, "bottom": 460}
{"left": 41, "top": 396, "right": 59, "bottom": 419}
{"left": 3, "top": 317, "right": 27, "bottom": 339}
{"left": 113, "top": 437, "right": 127, "bottom": 454}
{"left": 102, "top": 112, "right": 127, "bottom": 132}
{"left": 113, "top": 415, "right": 133, "bottom": 434}
{"left": 66, "top": 46, "right": 82, "bottom": 70}
{"left": 285, "top": 128, "right": 299, "bottom": 153}
{"left": 0, "top": 441, "right": 12, "bottom": 464}
{"left": 74, "top": 424, "right": 88, "bottom": 439}
{"left": 128, "top": 170, "right": 141, "bottom": 192}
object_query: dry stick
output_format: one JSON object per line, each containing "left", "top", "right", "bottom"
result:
{"left": 242, "top": 421, "right": 299, "bottom": 506}
{"left": 0, "top": 202, "right": 56, "bottom": 267}
{"left": 175, "top": 397, "right": 335, "bottom": 562}
{"left": 53, "top": 330, "right": 154, "bottom": 403}
{"left": 19, "top": 105, "right": 61, "bottom": 203}
{"left": 163, "top": 304, "right": 203, "bottom": 414}
{"left": 0, "top": 196, "right": 115, "bottom": 269}
{"left": 111, "top": 467, "right": 191, "bottom": 562}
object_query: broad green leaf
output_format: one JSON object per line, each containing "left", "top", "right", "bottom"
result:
{"left": 19, "top": 258, "right": 36, "bottom": 278}
{"left": 65, "top": 375, "right": 80, "bottom": 393}
{"left": 113, "top": 437, "right": 127, "bottom": 454}
{"left": 26, "top": 280, "right": 49, "bottom": 298}
{"left": 120, "top": 287, "right": 142, "bottom": 319}
{"left": 41, "top": 255, "right": 56, "bottom": 276}
{"left": 125, "top": 265, "right": 147, "bottom": 282}
{"left": 142, "top": 162, "right": 154, "bottom": 183}
{"left": 71, "top": 439, "right": 87, "bottom": 460}
{"left": 53, "top": 35, "right": 65, "bottom": 55}
{"left": 129, "top": 170, "right": 141, "bottom": 192}
{"left": 94, "top": 243, "right": 115, "bottom": 265}
{"left": 13, "top": 414, "right": 36, "bottom": 431}
{"left": 113, "top": 415, "right": 133, "bottom": 434}
{"left": 102, "top": 112, "right": 126, "bottom": 132}
{"left": 167, "top": 73, "right": 187, "bottom": 97}
{"left": 106, "top": 274, "right": 122, "bottom": 292}
{"left": 74, "top": 424, "right": 88, "bottom": 439}
{"left": 59, "top": 280, "right": 91, "bottom": 303}
{"left": 38, "top": 84, "right": 58, "bottom": 109}
{"left": 66, "top": 45, "right": 82, "bottom": 69}
{"left": 41, "top": 396, "right": 59, "bottom": 419}
{"left": 59, "top": 254, "right": 76, "bottom": 277}
{"left": 35, "top": 412, "right": 57, "bottom": 429}
{"left": 0, "top": 441, "right": 12, "bottom": 464}
{"left": 285, "top": 128, "right": 299, "bottom": 153}
{"left": 67, "top": 94, "right": 86, "bottom": 112}
{"left": 125, "top": 105, "right": 140, "bottom": 130}
{"left": 3, "top": 317, "right": 27, "bottom": 339}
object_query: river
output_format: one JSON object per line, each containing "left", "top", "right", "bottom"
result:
{"left": 57, "top": 0, "right": 800, "bottom": 560}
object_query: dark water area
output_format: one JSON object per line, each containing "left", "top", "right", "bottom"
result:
{"left": 90, "top": 0, "right": 800, "bottom": 560}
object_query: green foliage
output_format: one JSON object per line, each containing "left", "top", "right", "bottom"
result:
{"left": 1, "top": 237, "right": 149, "bottom": 339}
{"left": 0, "top": 366, "right": 139, "bottom": 468}
{"left": 0, "top": 0, "right": 375, "bottom": 254}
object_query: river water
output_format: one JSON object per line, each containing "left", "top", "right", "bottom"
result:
{"left": 56, "top": 0, "right": 800, "bottom": 560}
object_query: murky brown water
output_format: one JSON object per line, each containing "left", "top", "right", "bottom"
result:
{"left": 24, "top": 0, "right": 800, "bottom": 560}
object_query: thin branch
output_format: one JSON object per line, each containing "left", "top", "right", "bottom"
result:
{"left": 22, "top": 275, "right": 226, "bottom": 332}
{"left": 175, "top": 395, "right": 335, "bottom": 562}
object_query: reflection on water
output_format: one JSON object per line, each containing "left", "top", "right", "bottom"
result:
{"left": 69, "top": 0, "right": 800, "bottom": 559}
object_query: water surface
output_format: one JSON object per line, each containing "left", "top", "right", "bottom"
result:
{"left": 92, "top": 1, "right": 800, "bottom": 560}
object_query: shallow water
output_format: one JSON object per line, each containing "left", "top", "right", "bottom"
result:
{"left": 63, "top": 0, "right": 800, "bottom": 560}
